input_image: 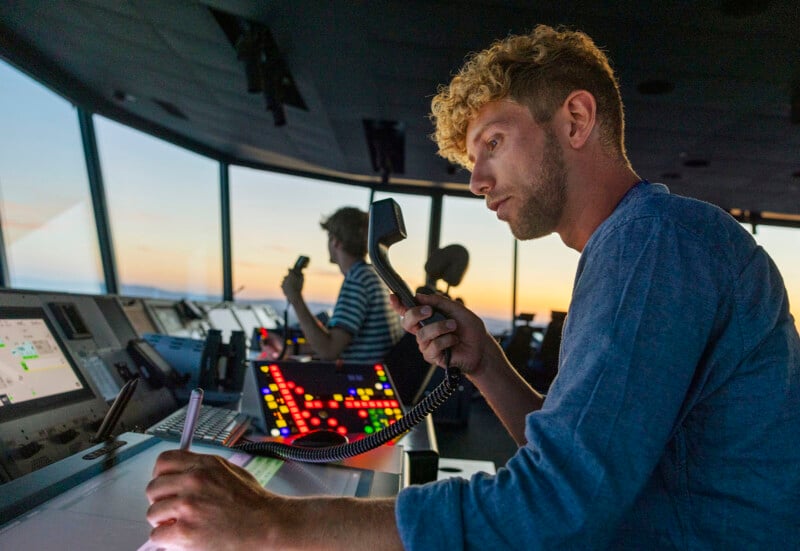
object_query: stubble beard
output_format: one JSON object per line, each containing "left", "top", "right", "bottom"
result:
{"left": 509, "top": 128, "right": 568, "bottom": 241}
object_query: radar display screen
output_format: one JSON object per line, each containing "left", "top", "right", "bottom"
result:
{"left": 0, "top": 306, "right": 93, "bottom": 421}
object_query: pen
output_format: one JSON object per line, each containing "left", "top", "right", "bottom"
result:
{"left": 179, "top": 388, "right": 204, "bottom": 451}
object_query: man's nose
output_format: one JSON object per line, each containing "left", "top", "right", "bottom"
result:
{"left": 469, "top": 158, "right": 493, "bottom": 196}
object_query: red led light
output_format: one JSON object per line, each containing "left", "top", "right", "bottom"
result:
{"left": 327, "top": 418, "right": 338, "bottom": 427}
{"left": 310, "top": 418, "right": 321, "bottom": 426}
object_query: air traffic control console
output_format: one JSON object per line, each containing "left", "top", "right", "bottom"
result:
{"left": 0, "top": 289, "right": 439, "bottom": 487}
{"left": 0, "top": 290, "right": 179, "bottom": 481}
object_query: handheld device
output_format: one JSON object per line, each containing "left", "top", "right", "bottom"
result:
{"left": 292, "top": 255, "right": 310, "bottom": 274}
{"left": 278, "top": 255, "right": 310, "bottom": 360}
{"left": 367, "top": 199, "right": 448, "bottom": 324}
{"left": 235, "top": 198, "right": 460, "bottom": 463}
{"left": 127, "top": 338, "right": 187, "bottom": 389}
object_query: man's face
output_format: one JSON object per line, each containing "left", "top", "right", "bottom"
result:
{"left": 327, "top": 232, "right": 336, "bottom": 264}
{"left": 465, "top": 100, "right": 567, "bottom": 240}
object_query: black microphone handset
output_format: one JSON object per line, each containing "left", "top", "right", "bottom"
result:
{"left": 292, "top": 255, "right": 310, "bottom": 274}
{"left": 277, "top": 256, "right": 310, "bottom": 360}
{"left": 235, "top": 199, "right": 461, "bottom": 463}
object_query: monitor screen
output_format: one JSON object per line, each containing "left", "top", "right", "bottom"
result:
{"left": 250, "top": 360, "right": 403, "bottom": 439}
{"left": 120, "top": 299, "right": 158, "bottom": 336}
{"left": 0, "top": 307, "right": 94, "bottom": 421}
{"left": 150, "top": 304, "right": 186, "bottom": 335}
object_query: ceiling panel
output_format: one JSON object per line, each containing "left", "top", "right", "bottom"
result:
{"left": 0, "top": 0, "right": 798, "bottom": 216}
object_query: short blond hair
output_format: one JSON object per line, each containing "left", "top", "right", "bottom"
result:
{"left": 430, "top": 25, "right": 627, "bottom": 169}
{"left": 320, "top": 207, "right": 369, "bottom": 258}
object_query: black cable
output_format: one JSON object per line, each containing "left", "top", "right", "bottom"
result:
{"left": 235, "top": 351, "right": 459, "bottom": 463}
{"left": 277, "top": 302, "right": 290, "bottom": 360}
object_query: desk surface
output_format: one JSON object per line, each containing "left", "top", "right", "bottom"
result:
{"left": 0, "top": 433, "right": 402, "bottom": 550}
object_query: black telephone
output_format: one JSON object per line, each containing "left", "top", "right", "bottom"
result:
{"left": 367, "top": 199, "right": 448, "bottom": 325}
{"left": 127, "top": 338, "right": 187, "bottom": 389}
{"left": 276, "top": 255, "right": 310, "bottom": 360}
{"left": 292, "top": 255, "right": 310, "bottom": 274}
{"left": 235, "top": 199, "right": 460, "bottom": 463}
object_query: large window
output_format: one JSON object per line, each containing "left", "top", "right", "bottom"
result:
{"left": 230, "top": 167, "right": 370, "bottom": 309}
{"left": 94, "top": 117, "right": 221, "bottom": 300}
{"left": 749, "top": 225, "right": 800, "bottom": 333}
{"left": 0, "top": 60, "right": 104, "bottom": 293}
{"left": 516, "top": 234, "right": 580, "bottom": 327}
{"left": 441, "top": 196, "right": 514, "bottom": 334}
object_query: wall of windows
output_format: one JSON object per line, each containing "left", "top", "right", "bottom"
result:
{"left": 230, "top": 167, "right": 370, "bottom": 307}
{"left": 750, "top": 225, "right": 800, "bottom": 331}
{"left": 0, "top": 60, "right": 104, "bottom": 293}
{"left": 0, "top": 58, "right": 797, "bottom": 335}
{"left": 440, "top": 196, "right": 514, "bottom": 334}
{"left": 94, "top": 117, "right": 222, "bottom": 301}
{"left": 516, "top": 234, "right": 580, "bottom": 326}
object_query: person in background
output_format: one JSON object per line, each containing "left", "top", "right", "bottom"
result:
{"left": 145, "top": 25, "right": 800, "bottom": 549}
{"left": 268, "top": 206, "right": 402, "bottom": 363}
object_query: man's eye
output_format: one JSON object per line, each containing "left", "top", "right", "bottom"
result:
{"left": 487, "top": 138, "right": 498, "bottom": 151}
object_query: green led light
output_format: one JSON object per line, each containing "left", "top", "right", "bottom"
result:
{"left": 364, "top": 426, "right": 374, "bottom": 434}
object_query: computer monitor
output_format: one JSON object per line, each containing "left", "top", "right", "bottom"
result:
{"left": 120, "top": 298, "right": 159, "bottom": 336}
{"left": 0, "top": 306, "right": 94, "bottom": 422}
{"left": 242, "top": 360, "right": 404, "bottom": 439}
{"left": 148, "top": 303, "right": 187, "bottom": 335}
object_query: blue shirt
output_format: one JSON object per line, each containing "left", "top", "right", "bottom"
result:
{"left": 396, "top": 182, "right": 800, "bottom": 549}
{"left": 328, "top": 260, "right": 403, "bottom": 362}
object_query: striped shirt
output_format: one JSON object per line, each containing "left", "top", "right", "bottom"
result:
{"left": 328, "top": 260, "right": 403, "bottom": 362}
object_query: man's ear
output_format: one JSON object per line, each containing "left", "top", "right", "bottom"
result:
{"left": 562, "top": 90, "right": 596, "bottom": 150}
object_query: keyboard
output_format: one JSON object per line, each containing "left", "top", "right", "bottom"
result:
{"left": 147, "top": 405, "right": 251, "bottom": 447}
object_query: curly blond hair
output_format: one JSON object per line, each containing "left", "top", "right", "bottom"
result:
{"left": 430, "top": 25, "right": 626, "bottom": 169}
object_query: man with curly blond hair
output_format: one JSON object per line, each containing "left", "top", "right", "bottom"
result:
{"left": 145, "top": 25, "right": 800, "bottom": 550}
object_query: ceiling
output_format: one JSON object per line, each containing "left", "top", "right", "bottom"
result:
{"left": 1, "top": 0, "right": 799, "bottom": 220}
